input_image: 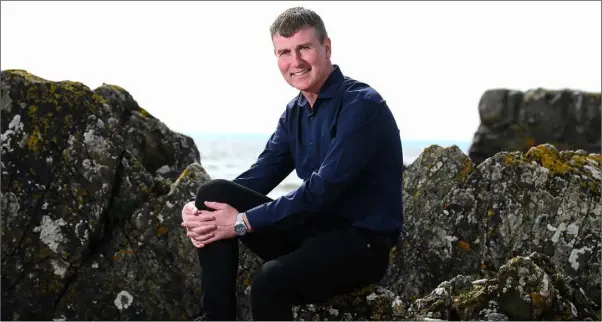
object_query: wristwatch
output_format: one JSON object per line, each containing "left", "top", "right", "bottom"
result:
{"left": 234, "top": 213, "right": 247, "bottom": 236}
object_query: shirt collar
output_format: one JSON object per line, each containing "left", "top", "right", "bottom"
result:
{"left": 296, "top": 64, "right": 344, "bottom": 107}
{"left": 317, "top": 64, "right": 344, "bottom": 99}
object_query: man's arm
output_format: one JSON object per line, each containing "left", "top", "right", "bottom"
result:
{"left": 232, "top": 111, "right": 294, "bottom": 195}
{"left": 244, "top": 98, "right": 388, "bottom": 230}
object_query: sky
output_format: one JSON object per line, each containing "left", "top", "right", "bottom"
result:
{"left": 1, "top": 1, "right": 600, "bottom": 142}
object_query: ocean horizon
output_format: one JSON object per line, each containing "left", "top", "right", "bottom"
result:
{"left": 188, "top": 132, "right": 472, "bottom": 199}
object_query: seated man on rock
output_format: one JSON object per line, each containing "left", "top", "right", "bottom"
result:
{"left": 180, "top": 6, "right": 404, "bottom": 321}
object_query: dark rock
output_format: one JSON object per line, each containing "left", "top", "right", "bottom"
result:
{"left": 1, "top": 70, "right": 209, "bottom": 320}
{"left": 468, "top": 88, "right": 601, "bottom": 165}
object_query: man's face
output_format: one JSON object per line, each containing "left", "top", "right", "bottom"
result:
{"left": 272, "top": 26, "right": 332, "bottom": 93}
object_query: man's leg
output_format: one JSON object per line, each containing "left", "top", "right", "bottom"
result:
{"left": 249, "top": 227, "right": 394, "bottom": 321}
{"left": 193, "top": 179, "right": 304, "bottom": 320}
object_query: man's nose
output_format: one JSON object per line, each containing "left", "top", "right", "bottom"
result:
{"left": 291, "top": 50, "right": 304, "bottom": 66}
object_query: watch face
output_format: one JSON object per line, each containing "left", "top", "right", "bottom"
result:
{"left": 234, "top": 223, "right": 246, "bottom": 235}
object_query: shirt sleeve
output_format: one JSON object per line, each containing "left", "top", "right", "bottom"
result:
{"left": 232, "top": 111, "right": 294, "bottom": 195}
{"left": 245, "top": 98, "right": 385, "bottom": 230}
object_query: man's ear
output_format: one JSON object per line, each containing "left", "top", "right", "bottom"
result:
{"left": 324, "top": 37, "right": 332, "bottom": 59}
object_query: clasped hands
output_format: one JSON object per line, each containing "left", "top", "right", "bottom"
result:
{"left": 181, "top": 200, "right": 240, "bottom": 248}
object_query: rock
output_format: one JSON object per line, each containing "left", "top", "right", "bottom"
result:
{"left": 467, "top": 88, "right": 601, "bottom": 165}
{"left": 385, "top": 143, "right": 601, "bottom": 311}
{"left": 404, "top": 252, "right": 601, "bottom": 321}
{"left": 1, "top": 70, "right": 210, "bottom": 320}
{"left": 2, "top": 71, "right": 600, "bottom": 320}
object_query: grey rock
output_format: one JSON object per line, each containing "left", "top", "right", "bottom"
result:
{"left": 468, "top": 88, "right": 601, "bottom": 165}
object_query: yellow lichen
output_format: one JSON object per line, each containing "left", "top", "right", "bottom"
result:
{"left": 501, "top": 144, "right": 601, "bottom": 188}
{"left": 510, "top": 257, "right": 521, "bottom": 265}
{"left": 5, "top": 69, "right": 47, "bottom": 83}
{"left": 27, "top": 104, "right": 38, "bottom": 118}
{"left": 525, "top": 145, "right": 572, "bottom": 173}
{"left": 138, "top": 107, "right": 150, "bottom": 118}
{"left": 64, "top": 114, "right": 73, "bottom": 129}
{"left": 454, "top": 284, "right": 487, "bottom": 312}
{"left": 176, "top": 168, "right": 189, "bottom": 182}
{"left": 156, "top": 224, "right": 168, "bottom": 237}
{"left": 529, "top": 292, "right": 547, "bottom": 308}
{"left": 457, "top": 240, "right": 472, "bottom": 251}
{"left": 92, "top": 93, "right": 108, "bottom": 105}
{"left": 456, "top": 157, "right": 473, "bottom": 182}
{"left": 26, "top": 127, "right": 42, "bottom": 152}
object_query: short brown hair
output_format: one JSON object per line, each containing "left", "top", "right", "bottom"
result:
{"left": 270, "top": 7, "right": 328, "bottom": 44}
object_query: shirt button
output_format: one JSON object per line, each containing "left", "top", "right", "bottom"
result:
{"left": 309, "top": 141, "right": 313, "bottom": 145}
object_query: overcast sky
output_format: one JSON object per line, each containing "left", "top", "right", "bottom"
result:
{"left": 2, "top": 1, "right": 600, "bottom": 141}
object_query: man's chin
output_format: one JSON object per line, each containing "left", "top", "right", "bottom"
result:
{"left": 290, "top": 81, "right": 313, "bottom": 92}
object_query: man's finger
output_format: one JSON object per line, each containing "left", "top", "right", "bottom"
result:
{"left": 187, "top": 230, "right": 214, "bottom": 240}
{"left": 181, "top": 219, "right": 216, "bottom": 229}
{"left": 183, "top": 213, "right": 215, "bottom": 223}
{"left": 191, "top": 224, "right": 217, "bottom": 235}
{"left": 204, "top": 201, "right": 227, "bottom": 210}
{"left": 195, "top": 234, "right": 220, "bottom": 248}
{"left": 193, "top": 231, "right": 216, "bottom": 242}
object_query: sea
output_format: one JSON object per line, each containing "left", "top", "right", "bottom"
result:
{"left": 191, "top": 133, "right": 471, "bottom": 200}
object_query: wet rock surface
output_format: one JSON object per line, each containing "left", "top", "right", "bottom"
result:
{"left": 468, "top": 88, "right": 601, "bottom": 165}
{"left": 1, "top": 71, "right": 600, "bottom": 320}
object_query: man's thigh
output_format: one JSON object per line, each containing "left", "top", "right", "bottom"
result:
{"left": 240, "top": 213, "right": 307, "bottom": 262}
{"left": 255, "top": 227, "right": 391, "bottom": 304}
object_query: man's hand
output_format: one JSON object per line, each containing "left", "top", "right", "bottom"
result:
{"left": 181, "top": 201, "right": 241, "bottom": 248}
{"left": 181, "top": 201, "right": 217, "bottom": 248}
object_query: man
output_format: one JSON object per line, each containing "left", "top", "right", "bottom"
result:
{"left": 181, "top": 6, "right": 404, "bottom": 321}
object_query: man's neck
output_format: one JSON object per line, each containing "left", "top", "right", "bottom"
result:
{"left": 301, "top": 64, "right": 334, "bottom": 108}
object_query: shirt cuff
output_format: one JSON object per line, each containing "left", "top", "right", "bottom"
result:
{"left": 245, "top": 203, "right": 270, "bottom": 231}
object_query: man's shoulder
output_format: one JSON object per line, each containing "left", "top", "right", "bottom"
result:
{"left": 340, "top": 76, "right": 385, "bottom": 106}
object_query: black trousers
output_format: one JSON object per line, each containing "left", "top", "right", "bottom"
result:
{"left": 194, "top": 179, "right": 396, "bottom": 321}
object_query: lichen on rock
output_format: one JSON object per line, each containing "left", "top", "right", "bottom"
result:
{"left": 1, "top": 70, "right": 207, "bottom": 320}
{"left": 404, "top": 253, "right": 600, "bottom": 321}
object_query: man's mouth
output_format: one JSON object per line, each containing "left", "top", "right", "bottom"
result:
{"left": 291, "top": 68, "right": 310, "bottom": 76}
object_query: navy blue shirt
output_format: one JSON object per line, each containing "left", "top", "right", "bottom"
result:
{"left": 234, "top": 65, "right": 404, "bottom": 233}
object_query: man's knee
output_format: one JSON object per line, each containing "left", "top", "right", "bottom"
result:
{"left": 197, "top": 178, "right": 232, "bottom": 194}
{"left": 195, "top": 179, "right": 234, "bottom": 206}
